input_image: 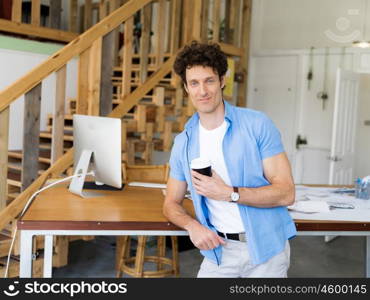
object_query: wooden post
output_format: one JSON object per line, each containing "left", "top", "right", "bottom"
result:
{"left": 175, "top": 87, "right": 183, "bottom": 115}
{"left": 121, "top": 121, "right": 127, "bottom": 152}
{"left": 99, "top": 0, "right": 108, "bottom": 19}
{"left": 122, "top": 16, "right": 134, "bottom": 97}
{"left": 233, "top": 0, "right": 242, "bottom": 47}
{"left": 153, "top": 87, "right": 165, "bottom": 106}
{"left": 84, "top": 0, "right": 93, "bottom": 30}
{"left": 170, "top": 0, "right": 181, "bottom": 54}
{"left": 31, "top": 0, "right": 41, "bottom": 26}
{"left": 68, "top": 0, "right": 78, "bottom": 32}
{"left": 156, "top": 106, "right": 165, "bottom": 132}
{"left": 49, "top": 0, "right": 62, "bottom": 29}
{"left": 51, "top": 66, "right": 66, "bottom": 164}
{"left": 109, "top": 0, "right": 121, "bottom": 67}
{"left": 201, "top": 0, "right": 210, "bottom": 42}
{"left": 224, "top": 0, "right": 232, "bottom": 43}
{"left": 11, "top": 0, "right": 22, "bottom": 23}
{"left": 88, "top": 38, "right": 103, "bottom": 116}
{"left": 77, "top": 48, "right": 90, "bottom": 115}
{"left": 191, "top": 0, "right": 202, "bottom": 40}
{"left": 212, "top": 0, "right": 221, "bottom": 42}
{"left": 135, "top": 105, "right": 146, "bottom": 132}
{"left": 22, "top": 83, "right": 42, "bottom": 191}
{"left": 236, "top": 0, "right": 252, "bottom": 107}
{"left": 100, "top": 31, "right": 115, "bottom": 116}
{"left": 0, "top": 107, "right": 9, "bottom": 209}
{"left": 155, "top": 0, "right": 166, "bottom": 67}
{"left": 163, "top": 121, "right": 173, "bottom": 151}
{"left": 139, "top": 4, "right": 152, "bottom": 83}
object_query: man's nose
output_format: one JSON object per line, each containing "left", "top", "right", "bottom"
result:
{"left": 199, "top": 83, "right": 208, "bottom": 96}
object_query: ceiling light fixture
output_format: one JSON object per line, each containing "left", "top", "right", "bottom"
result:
{"left": 353, "top": 0, "right": 370, "bottom": 48}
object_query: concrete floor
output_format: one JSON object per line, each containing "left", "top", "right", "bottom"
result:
{"left": 52, "top": 235, "right": 366, "bottom": 277}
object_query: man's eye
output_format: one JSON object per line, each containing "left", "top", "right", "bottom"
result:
{"left": 190, "top": 82, "right": 198, "bottom": 86}
{"left": 207, "top": 79, "right": 215, "bottom": 83}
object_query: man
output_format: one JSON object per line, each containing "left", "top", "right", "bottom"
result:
{"left": 163, "top": 41, "right": 296, "bottom": 277}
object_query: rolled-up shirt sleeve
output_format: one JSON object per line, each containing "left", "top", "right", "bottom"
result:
{"left": 169, "top": 135, "right": 186, "bottom": 181}
{"left": 257, "top": 113, "right": 285, "bottom": 160}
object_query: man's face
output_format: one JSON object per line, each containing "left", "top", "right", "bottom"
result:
{"left": 184, "top": 66, "right": 224, "bottom": 114}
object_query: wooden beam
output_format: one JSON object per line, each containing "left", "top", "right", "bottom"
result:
{"left": 212, "top": 0, "right": 220, "bottom": 42}
{"left": 155, "top": 0, "right": 166, "bottom": 67}
{"left": 49, "top": 0, "right": 62, "bottom": 29}
{"left": 99, "top": 0, "right": 109, "bottom": 19}
{"left": 169, "top": 0, "right": 181, "bottom": 54}
{"left": 163, "top": 121, "right": 173, "bottom": 151}
{"left": 219, "top": 42, "right": 244, "bottom": 57}
{"left": 122, "top": 16, "right": 134, "bottom": 97}
{"left": 153, "top": 87, "right": 165, "bottom": 106}
{"left": 191, "top": 0, "right": 202, "bottom": 40}
{"left": 135, "top": 105, "right": 146, "bottom": 132}
{"left": 22, "top": 83, "right": 42, "bottom": 191}
{"left": 233, "top": 0, "right": 242, "bottom": 47}
{"left": 88, "top": 37, "right": 102, "bottom": 116}
{"left": 31, "top": 0, "right": 41, "bottom": 26}
{"left": 237, "top": 0, "right": 252, "bottom": 107}
{"left": 68, "top": 0, "right": 78, "bottom": 32}
{"left": 0, "top": 107, "right": 9, "bottom": 209}
{"left": 11, "top": 0, "right": 22, "bottom": 23}
{"left": 0, "top": 19, "right": 78, "bottom": 43}
{"left": 0, "top": 0, "right": 152, "bottom": 112}
{"left": 84, "top": 0, "right": 93, "bottom": 30}
{"left": 139, "top": 4, "right": 152, "bottom": 83}
{"left": 100, "top": 31, "right": 115, "bottom": 116}
{"left": 77, "top": 48, "right": 90, "bottom": 115}
{"left": 224, "top": 0, "right": 232, "bottom": 43}
{"left": 51, "top": 66, "right": 66, "bottom": 164}
{"left": 201, "top": 0, "right": 210, "bottom": 42}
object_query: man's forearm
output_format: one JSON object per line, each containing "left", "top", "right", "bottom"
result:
{"left": 163, "top": 201, "right": 199, "bottom": 231}
{"left": 236, "top": 183, "right": 295, "bottom": 208}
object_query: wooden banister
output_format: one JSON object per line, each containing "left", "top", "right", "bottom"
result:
{"left": 0, "top": 0, "right": 152, "bottom": 113}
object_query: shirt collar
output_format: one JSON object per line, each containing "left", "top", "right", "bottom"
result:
{"left": 184, "top": 100, "right": 234, "bottom": 131}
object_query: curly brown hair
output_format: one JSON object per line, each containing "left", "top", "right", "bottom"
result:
{"left": 173, "top": 41, "right": 228, "bottom": 85}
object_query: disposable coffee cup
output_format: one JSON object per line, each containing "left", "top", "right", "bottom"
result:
{"left": 191, "top": 158, "right": 212, "bottom": 177}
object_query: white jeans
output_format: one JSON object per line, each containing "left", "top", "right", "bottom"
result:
{"left": 197, "top": 240, "right": 290, "bottom": 278}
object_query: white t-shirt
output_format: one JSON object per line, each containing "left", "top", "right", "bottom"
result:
{"left": 199, "top": 120, "right": 244, "bottom": 233}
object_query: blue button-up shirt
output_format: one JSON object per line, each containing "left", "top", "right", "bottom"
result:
{"left": 169, "top": 100, "right": 296, "bottom": 265}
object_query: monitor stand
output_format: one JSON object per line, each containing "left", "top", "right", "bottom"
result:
{"left": 68, "top": 149, "right": 103, "bottom": 198}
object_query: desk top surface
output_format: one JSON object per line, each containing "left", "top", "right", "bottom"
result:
{"left": 18, "top": 185, "right": 194, "bottom": 231}
{"left": 18, "top": 185, "right": 370, "bottom": 232}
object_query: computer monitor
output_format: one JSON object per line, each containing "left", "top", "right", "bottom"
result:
{"left": 69, "top": 114, "right": 122, "bottom": 198}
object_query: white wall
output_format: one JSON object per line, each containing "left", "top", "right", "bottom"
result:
{"left": 249, "top": 0, "right": 370, "bottom": 183}
{"left": 252, "top": 0, "right": 368, "bottom": 51}
{"left": 0, "top": 48, "right": 77, "bottom": 150}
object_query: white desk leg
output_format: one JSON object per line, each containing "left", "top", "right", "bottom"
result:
{"left": 43, "top": 235, "right": 53, "bottom": 278}
{"left": 19, "top": 231, "right": 33, "bottom": 278}
{"left": 366, "top": 236, "right": 370, "bottom": 278}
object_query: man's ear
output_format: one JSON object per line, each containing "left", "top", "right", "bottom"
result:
{"left": 220, "top": 76, "right": 225, "bottom": 89}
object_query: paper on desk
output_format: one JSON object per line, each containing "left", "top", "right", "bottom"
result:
{"left": 288, "top": 200, "right": 330, "bottom": 213}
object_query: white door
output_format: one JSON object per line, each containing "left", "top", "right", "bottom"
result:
{"left": 249, "top": 55, "right": 298, "bottom": 166}
{"left": 329, "top": 68, "right": 360, "bottom": 184}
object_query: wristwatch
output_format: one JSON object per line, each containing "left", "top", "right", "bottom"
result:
{"left": 230, "top": 187, "right": 240, "bottom": 202}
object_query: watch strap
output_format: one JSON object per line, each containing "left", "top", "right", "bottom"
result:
{"left": 233, "top": 186, "right": 238, "bottom": 193}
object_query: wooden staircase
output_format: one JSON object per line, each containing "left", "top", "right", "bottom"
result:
{"left": 0, "top": 0, "right": 252, "bottom": 277}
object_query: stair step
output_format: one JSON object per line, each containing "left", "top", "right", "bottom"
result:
{"left": 40, "top": 131, "right": 73, "bottom": 142}
{"left": 8, "top": 161, "right": 45, "bottom": 175}
{"left": 8, "top": 150, "right": 51, "bottom": 164}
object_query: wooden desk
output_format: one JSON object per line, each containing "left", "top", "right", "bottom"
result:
{"left": 18, "top": 185, "right": 370, "bottom": 277}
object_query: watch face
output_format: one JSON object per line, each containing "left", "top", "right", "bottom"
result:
{"left": 231, "top": 192, "right": 239, "bottom": 202}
